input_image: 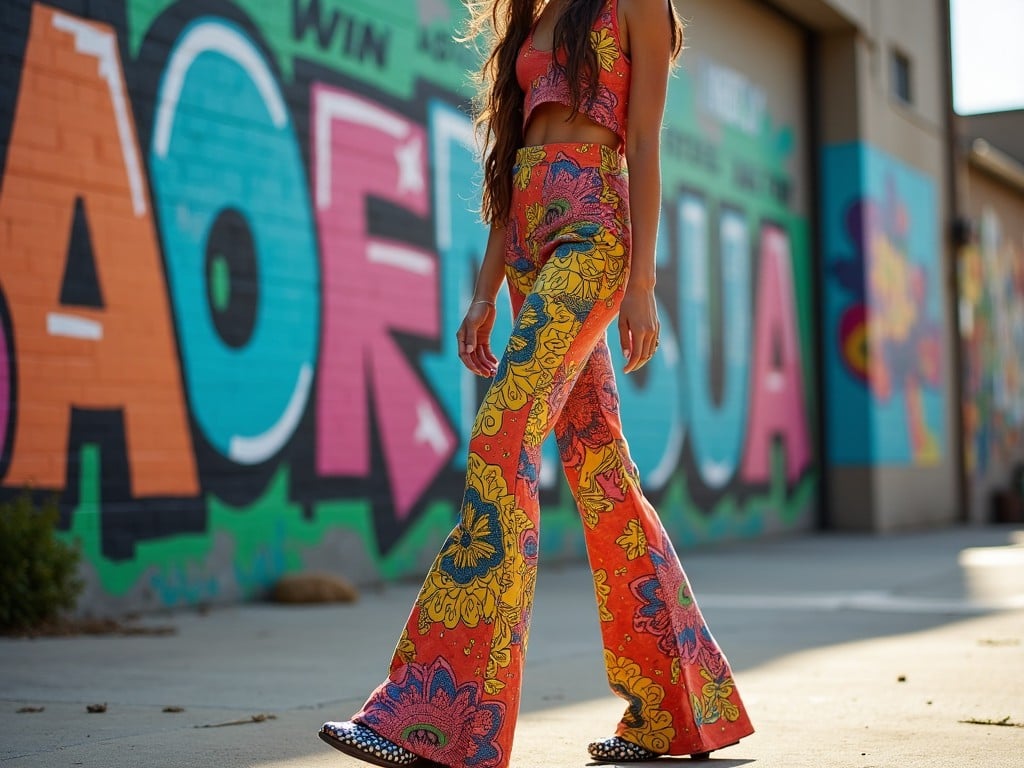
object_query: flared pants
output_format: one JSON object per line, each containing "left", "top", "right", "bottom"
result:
{"left": 353, "top": 143, "right": 754, "bottom": 768}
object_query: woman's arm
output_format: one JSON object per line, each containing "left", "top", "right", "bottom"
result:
{"left": 619, "top": 0, "right": 675, "bottom": 373}
{"left": 457, "top": 222, "right": 507, "bottom": 377}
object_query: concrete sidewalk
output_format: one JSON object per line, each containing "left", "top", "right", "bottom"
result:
{"left": 2, "top": 526, "right": 1022, "bottom": 768}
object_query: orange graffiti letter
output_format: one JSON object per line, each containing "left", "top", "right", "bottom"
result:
{"left": 0, "top": 5, "right": 197, "bottom": 496}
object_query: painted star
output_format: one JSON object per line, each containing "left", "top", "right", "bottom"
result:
{"left": 395, "top": 136, "right": 425, "bottom": 195}
{"left": 415, "top": 400, "right": 450, "bottom": 455}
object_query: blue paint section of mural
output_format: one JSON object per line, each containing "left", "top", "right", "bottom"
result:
{"left": 677, "top": 196, "right": 752, "bottom": 488}
{"left": 822, "top": 142, "right": 945, "bottom": 466}
{"left": 150, "top": 18, "right": 320, "bottom": 464}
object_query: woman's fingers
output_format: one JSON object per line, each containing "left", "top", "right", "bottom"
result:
{"left": 621, "top": 326, "right": 660, "bottom": 373}
{"left": 457, "top": 316, "right": 497, "bottom": 377}
{"left": 477, "top": 342, "right": 498, "bottom": 374}
{"left": 472, "top": 344, "right": 497, "bottom": 378}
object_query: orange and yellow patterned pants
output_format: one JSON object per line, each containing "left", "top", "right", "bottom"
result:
{"left": 353, "top": 143, "right": 753, "bottom": 767}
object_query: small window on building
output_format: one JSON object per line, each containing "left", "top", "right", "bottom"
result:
{"left": 891, "top": 48, "right": 912, "bottom": 105}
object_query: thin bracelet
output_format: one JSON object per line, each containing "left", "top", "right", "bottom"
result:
{"left": 471, "top": 299, "right": 496, "bottom": 307}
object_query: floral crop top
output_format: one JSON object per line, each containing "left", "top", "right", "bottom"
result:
{"left": 515, "top": 0, "right": 631, "bottom": 144}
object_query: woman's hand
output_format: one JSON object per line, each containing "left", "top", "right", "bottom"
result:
{"left": 618, "top": 284, "right": 660, "bottom": 373}
{"left": 457, "top": 301, "right": 499, "bottom": 377}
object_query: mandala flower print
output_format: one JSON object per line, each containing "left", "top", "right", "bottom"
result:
{"left": 629, "top": 538, "right": 707, "bottom": 661}
{"left": 529, "top": 157, "right": 627, "bottom": 301}
{"left": 359, "top": 657, "right": 505, "bottom": 768}
{"left": 478, "top": 292, "right": 580, "bottom": 435}
{"left": 417, "top": 454, "right": 513, "bottom": 630}
{"left": 605, "top": 650, "right": 676, "bottom": 753}
{"left": 534, "top": 153, "right": 605, "bottom": 225}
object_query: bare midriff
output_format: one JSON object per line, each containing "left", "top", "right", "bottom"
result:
{"left": 522, "top": 102, "right": 622, "bottom": 150}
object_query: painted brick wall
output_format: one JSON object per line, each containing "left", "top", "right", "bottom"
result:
{"left": 0, "top": 0, "right": 817, "bottom": 612}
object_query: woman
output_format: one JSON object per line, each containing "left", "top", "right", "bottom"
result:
{"left": 319, "top": 0, "right": 754, "bottom": 764}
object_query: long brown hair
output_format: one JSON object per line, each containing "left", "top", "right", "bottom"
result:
{"left": 463, "top": 0, "right": 685, "bottom": 225}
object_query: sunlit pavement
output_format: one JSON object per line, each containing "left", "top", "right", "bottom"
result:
{"left": 2, "top": 526, "right": 1022, "bottom": 768}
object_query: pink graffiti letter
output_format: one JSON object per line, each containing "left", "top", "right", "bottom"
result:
{"left": 742, "top": 225, "right": 812, "bottom": 482}
{"left": 312, "top": 85, "right": 454, "bottom": 518}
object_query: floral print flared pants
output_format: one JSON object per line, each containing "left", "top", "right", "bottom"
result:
{"left": 352, "top": 143, "right": 754, "bottom": 767}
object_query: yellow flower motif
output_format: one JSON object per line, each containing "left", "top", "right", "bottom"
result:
{"left": 600, "top": 183, "right": 621, "bottom": 208}
{"left": 577, "top": 443, "right": 629, "bottom": 528}
{"left": 594, "top": 227, "right": 627, "bottom": 289}
{"left": 441, "top": 505, "right": 498, "bottom": 571}
{"left": 720, "top": 697, "right": 741, "bottom": 722}
{"left": 535, "top": 222, "right": 627, "bottom": 301}
{"left": 694, "top": 667, "right": 742, "bottom": 723}
{"left": 616, "top": 519, "right": 648, "bottom": 560}
{"left": 525, "top": 202, "right": 545, "bottom": 234}
{"left": 514, "top": 146, "right": 547, "bottom": 190}
{"left": 594, "top": 569, "right": 614, "bottom": 622}
{"left": 591, "top": 28, "right": 619, "bottom": 71}
{"left": 605, "top": 651, "right": 676, "bottom": 753}
{"left": 418, "top": 567, "right": 499, "bottom": 631}
{"left": 600, "top": 144, "right": 622, "bottom": 173}
{"left": 484, "top": 676, "right": 506, "bottom": 695}
{"left": 396, "top": 628, "right": 416, "bottom": 664}
{"left": 700, "top": 667, "right": 735, "bottom": 701}
{"left": 524, "top": 395, "right": 551, "bottom": 448}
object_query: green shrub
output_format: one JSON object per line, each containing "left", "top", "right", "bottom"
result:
{"left": 0, "top": 491, "right": 83, "bottom": 631}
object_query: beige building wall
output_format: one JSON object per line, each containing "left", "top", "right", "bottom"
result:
{"left": 785, "top": 0, "right": 960, "bottom": 530}
{"left": 681, "top": 0, "right": 810, "bottom": 212}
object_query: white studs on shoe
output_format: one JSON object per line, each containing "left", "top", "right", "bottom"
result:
{"left": 320, "top": 721, "right": 421, "bottom": 767}
{"left": 587, "top": 736, "right": 659, "bottom": 762}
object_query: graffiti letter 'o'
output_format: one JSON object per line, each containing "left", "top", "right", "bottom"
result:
{"left": 149, "top": 19, "right": 319, "bottom": 464}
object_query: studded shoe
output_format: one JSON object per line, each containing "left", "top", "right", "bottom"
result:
{"left": 587, "top": 736, "right": 660, "bottom": 762}
{"left": 320, "top": 721, "right": 423, "bottom": 767}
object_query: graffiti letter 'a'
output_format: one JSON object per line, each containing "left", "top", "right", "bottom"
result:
{"left": 0, "top": 5, "right": 198, "bottom": 497}
{"left": 742, "top": 224, "right": 811, "bottom": 482}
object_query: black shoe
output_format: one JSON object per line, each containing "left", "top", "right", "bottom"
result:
{"left": 587, "top": 736, "right": 659, "bottom": 762}
{"left": 320, "top": 721, "right": 424, "bottom": 767}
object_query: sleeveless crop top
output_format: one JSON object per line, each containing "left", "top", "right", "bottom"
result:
{"left": 515, "top": 0, "right": 631, "bottom": 144}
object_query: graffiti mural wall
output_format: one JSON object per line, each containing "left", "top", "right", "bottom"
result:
{"left": 0, "top": 0, "right": 816, "bottom": 610}
{"left": 822, "top": 143, "right": 946, "bottom": 466}
{"left": 959, "top": 205, "right": 1024, "bottom": 482}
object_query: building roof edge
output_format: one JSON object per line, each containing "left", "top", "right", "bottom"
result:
{"left": 969, "top": 138, "right": 1024, "bottom": 194}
